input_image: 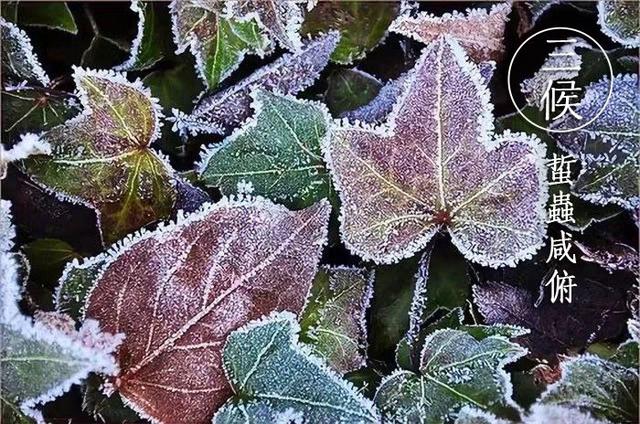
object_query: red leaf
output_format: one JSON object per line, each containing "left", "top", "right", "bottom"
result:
{"left": 84, "top": 197, "right": 331, "bottom": 423}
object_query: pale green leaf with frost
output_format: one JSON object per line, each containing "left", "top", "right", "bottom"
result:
{"left": 55, "top": 255, "right": 109, "bottom": 320}
{"left": 214, "top": 312, "right": 380, "bottom": 423}
{"left": 598, "top": 0, "right": 640, "bottom": 47}
{"left": 1, "top": 18, "right": 50, "bottom": 87}
{"left": 375, "top": 329, "right": 526, "bottom": 423}
{"left": 300, "top": 266, "right": 373, "bottom": 374}
{"left": 198, "top": 90, "right": 331, "bottom": 208}
{"left": 538, "top": 354, "right": 639, "bottom": 423}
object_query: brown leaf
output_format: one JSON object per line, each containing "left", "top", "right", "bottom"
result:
{"left": 84, "top": 197, "right": 331, "bottom": 423}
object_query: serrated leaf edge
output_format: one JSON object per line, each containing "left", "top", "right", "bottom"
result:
{"left": 597, "top": 0, "right": 640, "bottom": 48}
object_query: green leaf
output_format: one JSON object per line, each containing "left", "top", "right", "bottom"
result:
{"left": 198, "top": 90, "right": 331, "bottom": 208}
{"left": 300, "top": 266, "right": 374, "bottom": 374}
{"left": 81, "top": 374, "right": 140, "bottom": 423}
{"left": 375, "top": 329, "right": 526, "bottom": 422}
{"left": 1, "top": 18, "right": 50, "bottom": 87}
{"left": 214, "top": 312, "right": 380, "bottom": 423}
{"left": 170, "top": 0, "right": 270, "bottom": 88}
{"left": 325, "top": 68, "right": 382, "bottom": 116}
{"left": 115, "top": 0, "right": 173, "bottom": 71}
{"left": 22, "top": 239, "right": 79, "bottom": 279}
{"left": 538, "top": 354, "right": 639, "bottom": 423}
{"left": 1, "top": 88, "right": 79, "bottom": 144}
{"left": 80, "top": 35, "right": 129, "bottom": 69}
{"left": 598, "top": 0, "right": 640, "bottom": 47}
{"left": 55, "top": 254, "right": 107, "bottom": 320}
{"left": 302, "top": 1, "right": 400, "bottom": 64}
{"left": 18, "top": 2, "right": 77, "bottom": 34}
{"left": 20, "top": 68, "right": 177, "bottom": 245}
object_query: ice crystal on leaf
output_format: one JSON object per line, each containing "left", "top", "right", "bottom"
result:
{"left": 19, "top": 67, "right": 176, "bottom": 246}
{"left": 198, "top": 90, "right": 331, "bottom": 208}
{"left": 598, "top": 0, "right": 640, "bottom": 47}
{"left": 553, "top": 74, "right": 639, "bottom": 211}
{"left": 389, "top": 3, "right": 512, "bottom": 63}
{"left": 213, "top": 312, "right": 380, "bottom": 423}
{"left": 226, "top": 0, "right": 307, "bottom": 51}
{"left": 374, "top": 329, "right": 526, "bottom": 423}
{"left": 575, "top": 240, "right": 639, "bottom": 275}
{"left": 1, "top": 201, "right": 121, "bottom": 424}
{"left": 513, "top": 1, "right": 561, "bottom": 37}
{"left": 325, "top": 37, "right": 548, "bottom": 266}
{"left": 172, "top": 32, "right": 338, "bottom": 137}
{"left": 170, "top": 0, "right": 270, "bottom": 89}
{"left": 82, "top": 197, "right": 330, "bottom": 424}
{"left": 0, "top": 17, "right": 50, "bottom": 87}
{"left": 537, "top": 354, "right": 639, "bottom": 423}
{"left": 299, "top": 266, "right": 374, "bottom": 374}
{"left": 454, "top": 406, "right": 509, "bottom": 424}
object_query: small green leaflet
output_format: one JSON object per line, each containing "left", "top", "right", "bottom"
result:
{"left": 300, "top": 266, "right": 374, "bottom": 374}
{"left": 55, "top": 253, "right": 109, "bottom": 320}
{"left": 170, "top": 0, "right": 270, "bottom": 88}
{"left": 0, "top": 202, "right": 121, "bottom": 424}
{"left": 115, "top": 0, "right": 173, "bottom": 71}
{"left": 214, "top": 312, "right": 380, "bottom": 423}
{"left": 537, "top": 354, "right": 639, "bottom": 423}
{"left": 598, "top": 0, "right": 640, "bottom": 47}
{"left": 375, "top": 329, "right": 526, "bottom": 422}
{"left": 15, "top": 2, "right": 77, "bottom": 34}
{"left": 198, "top": 90, "right": 331, "bottom": 208}
{"left": 1, "top": 17, "right": 50, "bottom": 87}
{"left": 20, "top": 67, "right": 176, "bottom": 245}
{"left": 302, "top": 0, "right": 400, "bottom": 64}
{"left": 324, "top": 68, "right": 382, "bottom": 116}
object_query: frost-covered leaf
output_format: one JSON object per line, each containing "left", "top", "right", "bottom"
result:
{"left": 170, "top": 0, "right": 270, "bottom": 88}
{"left": 82, "top": 374, "right": 140, "bottom": 424}
{"left": 454, "top": 406, "right": 509, "bottom": 424}
{"left": 325, "top": 37, "right": 548, "bottom": 266}
{"left": 513, "top": 1, "right": 561, "bottom": 37}
{"left": 521, "top": 38, "right": 589, "bottom": 108}
{"left": 17, "top": 1, "right": 77, "bottom": 34}
{"left": 171, "top": 32, "right": 338, "bottom": 137}
{"left": 553, "top": 74, "right": 639, "bottom": 211}
{"left": 1, "top": 208, "right": 121, "bottom": 423}
{"left": 473, "top": 281, "right": 627, "bottom": 359}
{"left": 389, "top": 3, "right": 512, "bottom": 62}
{"left": 598, "top": 0, "right": 640, "bottom": 47}
{"left": 55, "top": 254, "right": 108, "bottom": 320}
{"left": 2, "top": 88, "right": 79, "bottom": 143}
{"left": 575, "top": 240, "right": 639, "bottom": 275}
{"left": 20, "top": 67, "right": 176, "bottom": 245}
{"left": 300, "top": 266, "right": 374, "bottom": 374}
{"left": 115, "top": 0, "right": 172, "bottom": 71}
{"left": 83, "top": 197, "right": 330, "bottom": 424}
{"left": 374, "top": 329, "right": 526, "bottom": 422}
{"left": 341, "top": 72, "right": 408, "bottom": 124}
{"left": 325, "top": 68, "right": 382, "bottom": 116}
{"left": 0, "top": 200, "right": 15, "bottom": 252}
{"left": 214, "top": 312, "right": 380, "bottom": 423}
{"left": 302, "top": 0, "right": 400, "bottom": 64}
{"left": 1, "top": 18, "right": 50, "bottom": 87}
{"left": 198, "top": 90, "right": 331, "bottom": 208}
{"left": 538, "top": 354, "right": 638, "bottom": 423}
{"left": 227, "top": 0, "right": 306, "bottom": 51}
{"left": 525, "top": 404, "right": 608, "bottom": 424}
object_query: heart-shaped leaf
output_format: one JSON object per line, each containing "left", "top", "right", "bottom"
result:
{"left": 82, "top": 197, "right": 330, "bottom": 423}
{"left": 114, "top": 0, "right": 172, "bottom": 71}
{"left": 170, "top": 0, "right": 270, "bottom": 88}
{"left": 389, "top": 3, "right": 512, "bottom": 63}
{"left": 172, "top": 32, "right": 338, "bottom": 137}
{"left": 553, "top": 74, "right": 639, "bottom": 211}
{"left": 20, "top": 67, "right": 177, "bottom": 246}
{"left": 325, "top": 37, "right": 548, "bottom": 266}
{"left": 374, "top": 329, "right": 526, "bottom": 422}
{"left": 537, "top": 354, "right": 639, "bottom": 423}
{"left": 198, "top": 90, "right": 331, "bottom": 208}
{"left": 598, "top": 0, "right": 640, "bottom": 47}
{"left": 213, "top": 311, "right": 380, "bottom": 423}
{"left": 1, "top": 18, "right": 50, "bottom": 87}
{"left": 300, "top": 266, "right": 374, "bottom": 374}
{"left": 226, "top": 0, "right": 306, "bottom": 51}
{"left": 301, "top": 1, "right": 401, "bottom": 64}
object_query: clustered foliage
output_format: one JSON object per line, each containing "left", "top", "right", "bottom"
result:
{"left": 0, "top": 1, "right": 638, "bottom": 424}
